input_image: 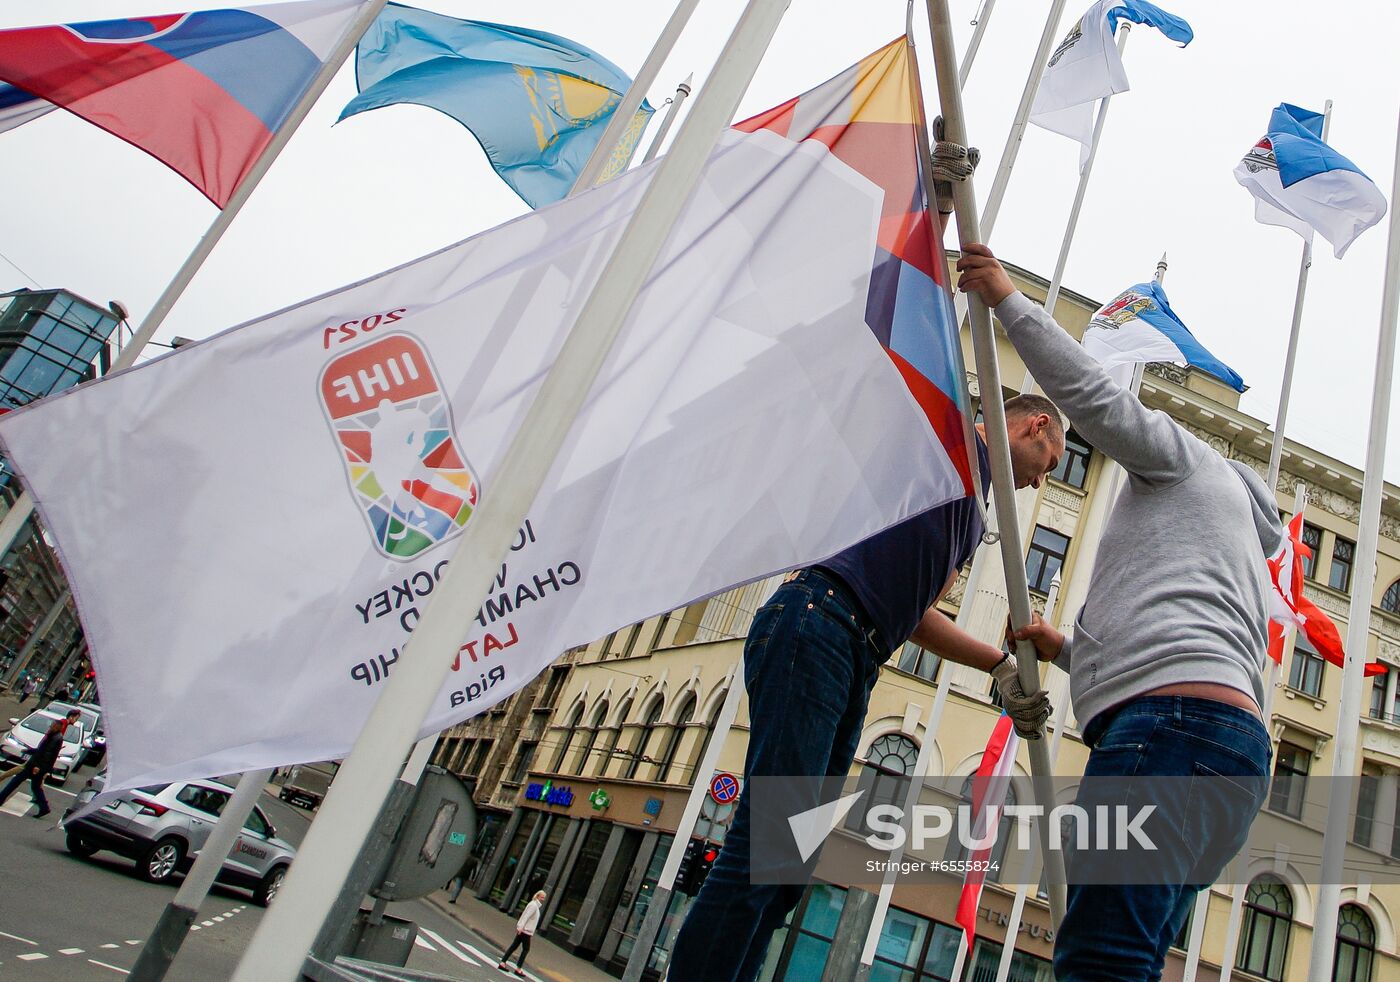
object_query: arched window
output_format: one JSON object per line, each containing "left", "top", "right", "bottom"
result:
{"left": 551, "top": 703, "right": 585, "bottom": 771}
{"left": 1237, "top": 875, "right": 1293, "bottom": 982}
{"left": 846, "top": 734, "right": 919, "bottom": 832}
{"left": 1382, "top": 580, "right": 1400, "bottom": 615}
{"left": 1334, "top": 904, "right": 1375, "bottom": 982}
{"left": 595, "top": 697, "right": 632, "bottom": 778}
{"left": 573, "top": 700, "right": 609, "bottom": 776}
{"left": 657, "top": 692, "right": 697, "bottom": 783}
{"left": 689, "top": 689, "right": 728, "bottom": 783}
{"left": 625, "top": 700, "right": 664, "bottom": 780}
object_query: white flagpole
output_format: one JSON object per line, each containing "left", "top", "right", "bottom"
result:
{"left": 0, "top": 0, "right": 390, "bottom": 560}
{"left": 641, "top": 73, "right": 694, "bottom": 163}
{"left": 993, "top": 572, "right": 1064, "bottom": 982}
{"left": 1041, "top": 23, "right": 1131, "bottom": 317}
{"left": 619, "top": 659, "right": 743, "bottom": 982}
{"left": 978, "top": 0, "right": 1069, "bottom": 240}
{"left": 924, "top": 0, "right": 1067, "bottom": 928}
{"left": 958, "top": 0, "right": 997, "bottom": 87}
{"left": 1308, "top": 107, "right": 1400, "bottom": 982}
{"left": 230, "top": 2, "right": 794, "bottom": 977}
{"left": 1179, "top": 889, "right": 1212, "bottom": 982}
{"left": 569, "top": 0, "right": 702, "bottom": 193}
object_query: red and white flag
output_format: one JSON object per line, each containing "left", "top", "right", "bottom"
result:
{"left": 955, "top": 713, "right": 1019, "bottom": 951}
{"left": 1267, "top": 509, "right": 1383, "bottom": 676}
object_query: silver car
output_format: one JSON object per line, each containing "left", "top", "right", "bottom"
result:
{"left": 43, "top": 701, "right": 103, "bottom": 768}
{"left": 63, "top": 775, "right": 296, "bottom": 906}
{"left": 2, "top": 710, "right": 85, "bottom": 783}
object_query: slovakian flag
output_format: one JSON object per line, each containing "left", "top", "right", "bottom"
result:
{"left": 0, "top": 38, "right": 974, "bottom": 792}
{"left": 1235, "top": 103, "right": 1388, "bottom": 260}
{"left": 1267, "top": 509, "right": 1384, "bottom": 677}
{"left": 1081, "top": 279, "right": 1245, "bottom": 392}
{"left": 955, "top": 713, "right": 1020, "bottom": 951}
{"left": 0, "top": 0, "right": 365, "bottom": 207}
{"left": 1029, "top": 0, "right": 1191, "bottom": 164}
{"left": 340, "top": 4, "right": 653, "bottom": 209}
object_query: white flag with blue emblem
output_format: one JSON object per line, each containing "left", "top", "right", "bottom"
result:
{"left": 1234, "top": 104, "right": 1388, "bottom": 259}
{"left": 1030, "top": 0, "right": 1192, "bottom": 163}
{"left": 1082, "top": 281, "right": 1244, "bottom": 392}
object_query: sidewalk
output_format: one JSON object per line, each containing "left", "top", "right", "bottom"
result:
{"left": 424, "top": 891, "right": 621, "bottom": 982}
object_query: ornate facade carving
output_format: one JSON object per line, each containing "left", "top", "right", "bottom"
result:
{"left": 1145, "top": 362, "right": 1188, "bottom": 386}
{"left": 1042, "top": 484, "right": 1084, "bottom": 514}
{"left": 945, "top": 569, "right": 969, "bottom": 609}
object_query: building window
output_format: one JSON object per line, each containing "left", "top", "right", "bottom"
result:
{"left": 868, "top": 908, "right": 962, "bottom": 982}
{"left": 551, "top": 704, "right": 585, "bottom": 771}
{"left": 1382, "top": 580, "right": 1400, "bottom": 614}
{"left": 538, "top": 666, "right": 568, "bottom": 710}
{"left": 1354, "top": 772, "right": 1379, "bottom": 849}
{"left": 1288, "top": 636, "right": 1325, "bottom": 697}
{"left": 1269, "top": 742, "right": 1310, "bottom": 819}
{"left": 970, "top": 938, "right": 1054, "bottom": 981}
{"left": 846, "top": 734, "right": 919, "bottom": 833}
{"left": 1334, "top": 905, "right": 1375, "bottom": 982}
{"left": 895, "top": 642, "right": 941, "bottom": 683}
{"left": 1025, "top": 526, "right": 1070, "bottom": 596}
{"left": 509, "top": 742, "right": 537, "bottom": 784}
{"left": 1370, "top": 671, "right": 1390, "bottom": 722}
{"left": 596, "top": 697, "right": 632, "bottom": 778}
{"left": 624, "top": 701, "right": 664, "bottom": 780}
{"left": 1300, "top": 523, "right": 1322, "bottom": 579}
{"left": 775, "top": 884, "right": 848, "bottom": 979}
{"left": 1049, "top": 429, "right": 1092, "bottom": 489}
{"left": 575, "top": 701, "right": 610, "bottom": 776}
{"left": 1236, "top": 875, "right": 1293, "bottom": 982}
{"left": 1330, "top": 536, "right": 1355, "bottom": 592}
{"left": 690, "top": 690, "right": 728, "bottom": 781}
{"left": 657, "top": 693, "right": 697, "bottom": 783}
{"left": 470, "top": 739, "right": 493, "bottom": 777}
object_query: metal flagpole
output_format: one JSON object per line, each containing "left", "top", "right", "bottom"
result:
{"left": 0, "top": 0, "right": 391, "bottom": 561}
{"left": 1308, "top": 107, "right": 1400, "bottom": 982}
{"left": 979, "top": 0, "right": 1069, "bottom": 240}
{"left": 231, "top": 2, "right": 795, "bottom": 977}
{"left": 569, "top": 0, "right": 703, "bottom": 193}
{"left": 128, "top": 768, "right": 275, "bottom": 982}
{"left": 1179, "top": 888, "right": 1212, "bottom": 982}
{"left": 958, "top": 0, "right": 997, "bottom": 87}
{"left": 993, "top": 572, "right": 1064, "bottom": 982}
{"left": 620, "top": 661, "right": 743, "bottom": 982}
{"left": 1042, "top": 23, "right": 1131, "bottom": 318}
{"left": 641, "top": 74, "right": 694, "bottom": 163}
{"left": 924, "top": 0, "right": 1067, "bottom": 927}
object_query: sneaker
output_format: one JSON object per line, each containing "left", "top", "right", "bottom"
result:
{"left": 32, "top": 809, "right": 50, "bottom": 819}
{"left": 514, "top": 970, "right": 525, "bottom": 978}
{"left": 497, "top": 964, "right": 508, "bottom": 972}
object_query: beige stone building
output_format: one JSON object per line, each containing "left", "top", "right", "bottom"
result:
{"left": 431, "top": 256, "right": 1400, "bottom": 982}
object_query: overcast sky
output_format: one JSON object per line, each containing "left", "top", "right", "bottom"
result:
{"left": 2, "top": 0, "right": 1398, "bottom": 477}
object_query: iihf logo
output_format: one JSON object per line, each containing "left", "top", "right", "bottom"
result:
{"left": 320, "top": 334, "right": 480, "bottom": 560}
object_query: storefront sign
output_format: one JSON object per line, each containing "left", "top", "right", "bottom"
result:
{"left": 525, "top": 780, "right": 575, "bottom": 807}
{"left": 978, "top": 905, "right": 1055, "bottom": 943}
{"left": 589, "top": 788, "right": 612, "bottom": 811}
{"left": 643, "top": 797, "right": 663, "bottom": 816}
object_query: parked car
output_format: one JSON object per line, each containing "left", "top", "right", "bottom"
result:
{"left": 2, "top": 710, "right": 85, "bottom": 783}
{"left": 44, "top": 701, "right": 103, "bottom": 768}
{"left": 62, "top": 774, "right": 296, "bottom": 906}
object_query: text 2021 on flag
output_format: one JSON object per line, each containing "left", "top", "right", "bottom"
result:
{"left": 0, "top": 38, "right": 973, "bottom": 792}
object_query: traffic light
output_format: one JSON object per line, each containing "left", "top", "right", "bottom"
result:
{"left": 675, "top": 838, "right": 720, "bottom": 896}
{"left": 695, "top": 844, "right": 719, "bottom": 894}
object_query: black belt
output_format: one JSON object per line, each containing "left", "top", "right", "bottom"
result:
{"left": 791, "top": 567, "right": 887, "bottom": 656}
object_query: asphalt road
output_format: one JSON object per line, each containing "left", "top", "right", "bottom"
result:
{"left": 0, "top": 767, "right": 535, "bottom": 980}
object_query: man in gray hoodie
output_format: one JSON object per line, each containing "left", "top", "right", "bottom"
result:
{"left": 957, "top": 244, "right": 1282, "bottom": 981}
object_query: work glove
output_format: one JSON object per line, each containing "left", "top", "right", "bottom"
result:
{"left": 931, "top": 114, "right": 980, "bottom": 215}
{"left": 990, "top": 653, "right": 1051, "bottom": 739}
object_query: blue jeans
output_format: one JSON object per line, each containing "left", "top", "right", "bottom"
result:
{"left": 1054, "top": 696, "right": 1272, "bottom": 982}
{"left": 668, "top": 569, "right": 885, "bottom": 982}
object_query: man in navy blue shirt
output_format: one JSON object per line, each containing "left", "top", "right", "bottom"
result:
{"left": 670, "top": 394, "right": 1064, "bottom": 982}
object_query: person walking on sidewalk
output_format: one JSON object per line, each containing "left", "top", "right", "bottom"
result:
{"left": 497, "top": 890, "right": 545, "bottom": 976}
{"left": 16, "top": 672, "right": 39, "bottom": 705}
{"left": 0, "top": 709, "right": 80, "bottom": 818}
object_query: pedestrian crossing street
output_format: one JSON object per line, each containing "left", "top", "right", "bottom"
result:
{"left": 411, "top": 926, "right": 547, "bottom": 982}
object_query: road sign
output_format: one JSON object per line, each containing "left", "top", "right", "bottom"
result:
{"left": 709, "top": 772, "right": 740, "bottom": 804}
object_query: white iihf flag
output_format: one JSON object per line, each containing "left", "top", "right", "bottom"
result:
{"left": 1235, "top": 103, "right": 1388, "bottom": 259}
{"left": 1029, "top": 0, "right": 1192, "bottom": 163}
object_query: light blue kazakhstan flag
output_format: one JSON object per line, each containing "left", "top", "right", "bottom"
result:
{"left": 340, "top": 3, "right": 653, "bottom": 208}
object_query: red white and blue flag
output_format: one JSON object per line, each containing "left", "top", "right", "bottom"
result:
{"left": 0, "top": 0, "right": 363, "bottom": 206}
{"left": 955, "top": 713, "right": 1019, "bottom": 951}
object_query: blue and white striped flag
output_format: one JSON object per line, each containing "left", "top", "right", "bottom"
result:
{"left": 0, "top": 82, "right": 55, "bottom": 134}
{"left": 1082, "top": 280, "right": 1244, "bottom": 392}
{"left": 1235, "top": 103, "right": 1388, "bottom": 259}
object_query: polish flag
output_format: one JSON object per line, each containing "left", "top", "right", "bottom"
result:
{"left": 1268, "top": 510, "right": 1383, "bottom": 676}
{"left": 955, "top": 713, "right": 1019, "bottom": 951}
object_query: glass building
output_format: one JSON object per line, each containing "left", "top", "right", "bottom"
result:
{"left": 0, "top": 288, "right": 121, "bottom": 410}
